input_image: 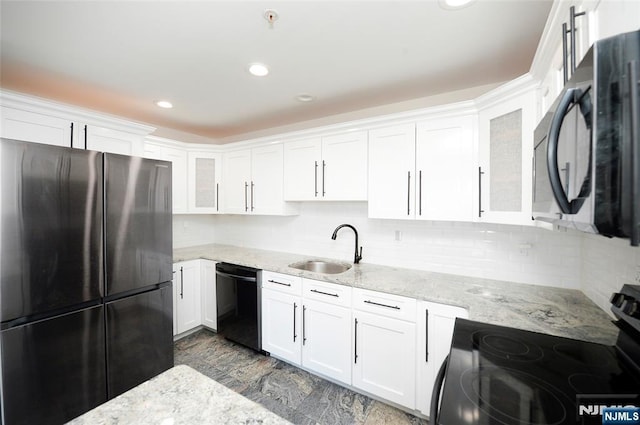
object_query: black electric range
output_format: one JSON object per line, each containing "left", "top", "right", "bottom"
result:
{"left": 432, "top": 284, "right": 640, "bottom": 425}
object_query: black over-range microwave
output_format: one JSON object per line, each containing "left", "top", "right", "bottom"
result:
{"left": 533, "top": 29, "right": 640, "bottom": 246}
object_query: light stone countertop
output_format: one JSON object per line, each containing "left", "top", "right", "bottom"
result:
{"left": 67, "top": 365, "right": 291, "bottom": 425}
{"left": 174, "top": 243, "right": 620, "bottom": 345}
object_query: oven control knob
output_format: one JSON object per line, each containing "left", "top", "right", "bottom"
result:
{"left": 620, "top": 299, "right": 640, "bottom": 317}
{"left": 610, "top": 292, "right": 628, "bottom": 307}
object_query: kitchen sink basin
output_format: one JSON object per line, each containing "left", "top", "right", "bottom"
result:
{"left": 288, "top": 260, "right": 352, "bottom": 274}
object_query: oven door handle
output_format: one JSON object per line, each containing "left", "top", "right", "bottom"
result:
{"left": 430, "top": 355, "right": 449, "bottom": 424}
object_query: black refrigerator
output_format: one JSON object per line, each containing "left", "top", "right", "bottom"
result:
{"left": 0, "top": 139, "right": 174, "bottom": 425}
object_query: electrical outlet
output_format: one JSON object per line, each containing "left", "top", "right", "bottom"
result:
{"left": 395, "top": 230, "right": 402, "bottom": 241}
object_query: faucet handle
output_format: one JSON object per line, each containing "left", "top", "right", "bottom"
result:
{"left": 355, "top": 246, "right": 363, "bottom": 264}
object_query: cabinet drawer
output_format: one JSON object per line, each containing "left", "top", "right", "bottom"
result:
{"left": 262, "top": 271, "right": 302, "bottom": 296}
{"left": 302, "top": 279, "right": 351, "bottom": 307}
{"left": 352, "top": 288, "right": 416, "bottom": 322}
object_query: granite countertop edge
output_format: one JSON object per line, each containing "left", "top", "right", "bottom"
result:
{"left": 174, "top": 243, "right": 619, "bottom": 345}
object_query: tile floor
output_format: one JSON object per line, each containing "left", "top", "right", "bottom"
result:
{"left": 174, "top": 329, "right": 430, "bottom": 425}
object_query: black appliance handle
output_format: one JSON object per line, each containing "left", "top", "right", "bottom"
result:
{"left": 629, "top": 60, "right": 640, "bottom": 246}
{"left": 547, "top": 87, "right": 593, "bottom": 215}
{"left": 216, "top": 271, "right": 257, "bottom": 283}
{"left": 70, "top": 122, "right": 74, "bottom": 147}
{"left": 547, "top": 88, "right": 579, "bottom": 214}
{"left": 430, "top": 355, "right": 449, "bottom": 424}
{"left": 83, "top": 125, "right": 88, "bottom": 150}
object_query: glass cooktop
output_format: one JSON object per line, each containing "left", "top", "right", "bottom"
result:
{"left": 438, "top": 319, "right": 640, "bottom": 425}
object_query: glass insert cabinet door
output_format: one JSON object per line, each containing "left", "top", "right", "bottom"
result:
{"left": 188, "top": 151, "right": 222, "bottom": 213}
{"left": 478, "top": 88, "right": 536, "bottom": 225}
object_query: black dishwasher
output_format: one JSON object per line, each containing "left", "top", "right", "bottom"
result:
{"left": 215, "top": 262, "right": 262, "bottom": 353}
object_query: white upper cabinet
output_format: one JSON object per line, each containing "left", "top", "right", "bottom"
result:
{"left": 222, "top": 149, "right": 252, "bottom": 214}
{"left": 1, "top": 106, "right": 73, "bottom": 147}
{"left": 283, "top": 137, "right": 322, "bottom": 201}
{"left": 143, "top": 140, "right": 189, "bottom": 214}
{"left": 188, "top": 151, "right": 222, "bottom": 214}
{"left": 0, "top": 92, "right": 153, "bottom": 155}
{"left": 368, "top": 117, "right": 476, "bottom": 222}
{"left": 368, "top": 124, "right": 416, "bottom": 220}
{"left": 284, "top": 131, "right": 368, "bottom": 201}
{"left": 223, "top": 144, "right": 295, "bottom": 215}
{"left": 82, "top": 125, "right": 144, "bottom": 156}
{"left": 416, "top": 115, "right": 476, "bottom": 222}
{"left": 320, "top": 132, "right": 368, "bottom": 200}
{"left": 477, "top": 87, "right": 536, "bottom": 225}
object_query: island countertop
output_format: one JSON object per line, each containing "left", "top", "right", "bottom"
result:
{"left": 174, "top": 243, "right": 619, "bottom": 345}
{"left": 67, "top": 365, "right": 291, "bottom": 425}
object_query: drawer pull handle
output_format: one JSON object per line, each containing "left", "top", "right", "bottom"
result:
{"left": 364, "top": 300, "right": 400, "bottom": 310}
{"left": 268, "top": 279, "right": 291, "bottom": 287}
{"left": 310, "top": 289, "right": 339, "bottom": 298}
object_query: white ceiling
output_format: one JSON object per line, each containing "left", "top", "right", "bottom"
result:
{"left": 0, "top": 1, "right": 552, "bottom": 144}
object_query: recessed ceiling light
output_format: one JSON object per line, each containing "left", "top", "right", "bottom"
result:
{"left": 249, "top": 63, "right": 269, "bottom": 77}
{"left": 155, "top": 100, "right": 173, "bottom": 109}
{"left": 439, "top": 0, "right": 475, "bottom": 9}
{"left": 295, "top": 94, "right": 315, "bottom": 102}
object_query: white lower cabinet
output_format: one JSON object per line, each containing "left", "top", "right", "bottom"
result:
{"left": 173, "top": 260, "right": 202, "bottom": 335}
{"left": 261, "top": 273, "right": 352, "bottom": 385}
{"left": 261, "top": 271, "right": 303, "bottom": 364}
{"left": 172, "top": 259, "right": 218, "bottom": 337}
{"left": 301, "top": 279, "right": 352, "bottom": 385}
{"left": 260, "top": 272, "right": 469, "bottom": 414}
{"left": 415, "top": 301, "right": 468, "bottom": 417}
{"left": 200, "top": 260, "right": 217, "bottom": 331}
{"left": 352, "top": 289, "right": 417, "bottom": 409}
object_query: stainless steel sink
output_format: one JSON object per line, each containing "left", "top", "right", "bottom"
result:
{"left": 288, "top": 260, "right": 352, "bottom": 274}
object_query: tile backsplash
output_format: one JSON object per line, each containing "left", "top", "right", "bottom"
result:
{"left": 173, "top": 203, "right": 640, "bottom": 315}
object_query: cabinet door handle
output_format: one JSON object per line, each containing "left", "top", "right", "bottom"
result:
{"left": 569, "top": 6, "right": 586, "bottom": 74}
{"left": 302, "top": 305, "right": 307, "bottom": 345}
{"left": 251, "top": 181, "right": 255, "bottom": 212}
{"left": 314, "top": 161, "right": 319, "bottom": 197}
{"left": 83, "top": 125, "right": 87, "bottom": 150}
{"left": 70, "top": 122, "right": 74, "bottom": 148}
{"left": 216, "top": 183, "right": 219, "bottom": 212}
{"left": 244, "top": 182, "right": 248, "bottom": 212}
{"left": 419, "top": 170, "right": 423, "bottom": 216}
{"left": 354, "top": 317, "right": 358, "bottom": 364}
{"left": 478, "top": 167, "right": 485, "bottom": 218}
{"left": 562, "top": 22, "right": 569, "bottom": 84}
{"left": 425, "top": 309, "right": 429, "bottom": 363}
{"left": 364, "top": 300, "right": 400, "bottom": 310}
{"left": 293, "top": 302, "right": 298, "bottom": 342}
{"left": 322, "top": 160, "right": 326, "bottom": 197}
{"left": 268, "top": 279, "right": 291, "bottom": 287}
{"left": 310, "top": 289, "right": 338, "bottom": 298}
{"left": 407, "top": 171, "right": 411, "bottom": 216}
{"left": 180, "top": 267, "right": 184, "bottom": 299}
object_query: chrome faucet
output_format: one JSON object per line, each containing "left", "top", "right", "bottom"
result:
{"left": 331, "top": 224, "right": 363, "bottom": 264}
